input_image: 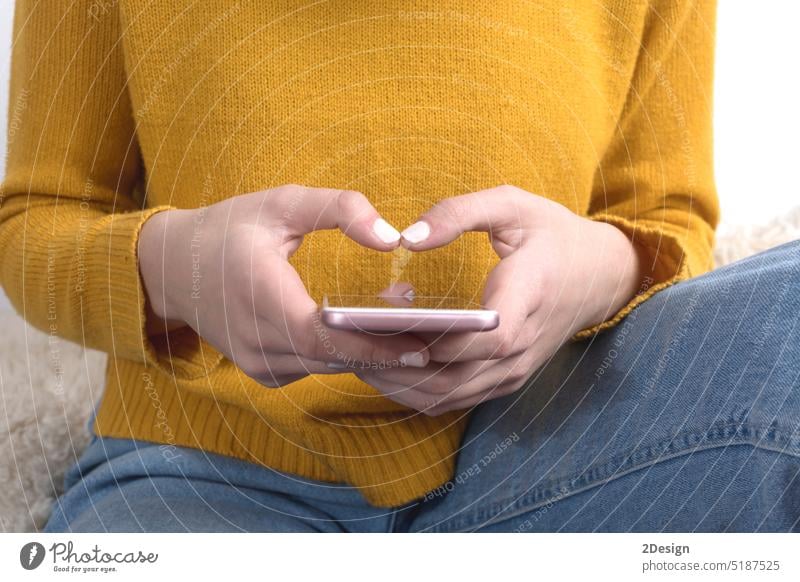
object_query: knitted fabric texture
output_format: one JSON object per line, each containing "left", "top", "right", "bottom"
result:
{"left": 0, "top": 0, "right": 718, "bottom": 506}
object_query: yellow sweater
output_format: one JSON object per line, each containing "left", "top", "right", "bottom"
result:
{"left": 0, "top": 0, "right": 718, "bottom": 507}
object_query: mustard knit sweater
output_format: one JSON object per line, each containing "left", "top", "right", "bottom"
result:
{"left": 0, "top": 0, "right": 718, "bottom": 507}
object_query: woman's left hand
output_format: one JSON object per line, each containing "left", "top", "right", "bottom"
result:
{"left": 355, "top": 185, "right": 646, "bottom": 416}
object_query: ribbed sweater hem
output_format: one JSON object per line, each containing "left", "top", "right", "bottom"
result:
{"left": 93, "top": 358, "right": 469, "bottom": 508}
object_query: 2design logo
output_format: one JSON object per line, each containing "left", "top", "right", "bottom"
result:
{"left": 20, "top": 542, "right": 46, "bottom": 570}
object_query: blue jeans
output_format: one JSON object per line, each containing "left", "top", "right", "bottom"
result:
{"left": 45, "top": 241, "right": 800, "bottom": 532}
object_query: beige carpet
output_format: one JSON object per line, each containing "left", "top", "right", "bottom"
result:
{"left": 1, "top": 208, "right": 799, "bottom": 532}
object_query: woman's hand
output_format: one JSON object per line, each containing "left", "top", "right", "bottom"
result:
{"left": 356, "top": 185, "right": 646, "bottom": 415}
{"left": 137, "top": 185, "right": 430, "bottom": 387}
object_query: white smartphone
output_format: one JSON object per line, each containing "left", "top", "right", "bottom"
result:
{"left": 320, "top": 294, "right": 499, "bottom": 333}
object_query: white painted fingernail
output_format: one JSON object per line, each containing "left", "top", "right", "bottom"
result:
{"left": 401, "top": 221, "right": 430, "bottom": 244}
{"left": 373, "top": 218, "right": 401, "bottom": 244}
{"left": 400, "top": 351, "right": 426, "bottom": 368}
{"left": 327, "top": 362, "right": 348, "bottom": 370}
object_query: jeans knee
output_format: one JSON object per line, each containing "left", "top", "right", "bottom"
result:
{"left": 650, "top": 240, "right": 800, "bottom": 339}
{"left": 711, "top": 239, "right": 800, "bottom": 301}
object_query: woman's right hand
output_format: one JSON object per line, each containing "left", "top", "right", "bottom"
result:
{"left": 137, "top": 185, "right": 430, "bottom": 387}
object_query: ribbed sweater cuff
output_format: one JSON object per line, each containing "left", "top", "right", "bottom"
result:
{"left": 573, "top": 213, "right": 693, "bottom": 339}
{"left": 88, "top": 206, "right": 224, "bottom": 379}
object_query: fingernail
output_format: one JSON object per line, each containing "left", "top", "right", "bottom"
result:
{"left": 402, "top": 289, "right": 415, "bottom": 302}
{"left": 401, "top": 221, "right": 430, "bottom": 244}
{"left": 399, "top": 351, "right": 426, "bottom": 367}
{"left": 373, "top": 218, "right": 401, "bottom": 244}
{"left": 327, "top": 362, "right": 348, "bottom": 370}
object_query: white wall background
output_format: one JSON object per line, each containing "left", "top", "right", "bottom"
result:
{"left": 0, "top": 2, "right": 798, "bottom": 310}
{"left": 714, "top": 1, "right": 800, "bottom": 227}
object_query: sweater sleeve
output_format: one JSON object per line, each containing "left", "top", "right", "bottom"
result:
{"left": 0, "top": 0, "right": 222, "bottom": 378}
{"left": 576, "top": 0, "right": 720, "bottom": 339}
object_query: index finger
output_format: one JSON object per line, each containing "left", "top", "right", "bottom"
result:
{"left": 278, "top": 186, "right": 402, "bottom": 251}
{"left": 399, "top": 185, "right": 533, "bottom": 251}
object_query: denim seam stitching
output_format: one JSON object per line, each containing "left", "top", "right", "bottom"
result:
{"left": 420, "top": 421, "right": 800, "bottom": 532}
